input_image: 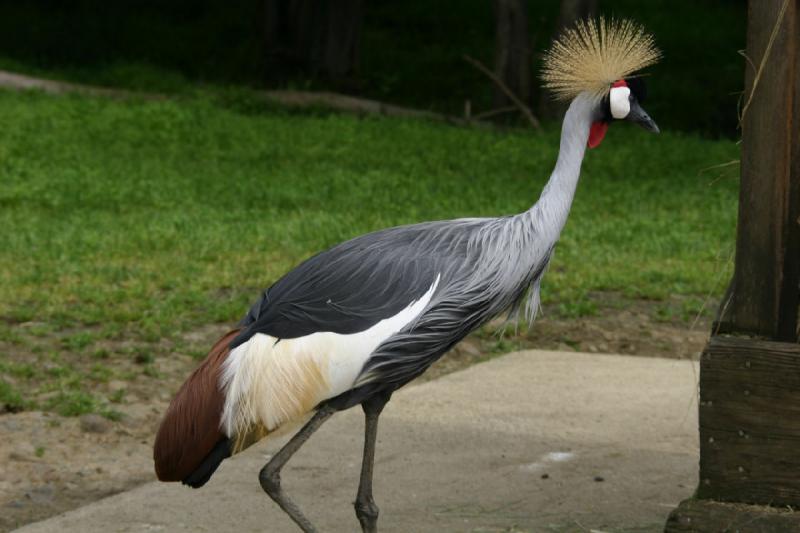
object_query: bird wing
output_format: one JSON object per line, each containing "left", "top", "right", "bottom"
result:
{"left": 230, "top": 215, "right": 553, "bottom": 412}
{"left": 231, "top": 219, "right": 480, "bottom": 349}
{"left": 320, "top": 224, "right": 553, "bottom": 411}
{"left": 354, "top": 244, "right": 553, "bottom": 392}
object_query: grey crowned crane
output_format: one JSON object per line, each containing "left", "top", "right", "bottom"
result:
{"left": 154, "top": 18, "right": 661, "bottom": 533}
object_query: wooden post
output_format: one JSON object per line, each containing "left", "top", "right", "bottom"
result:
{"left": 717, "top": 0, "right": 800, "bottom": 342}
{"left": 666, "top": 1, "right": 799, "bottom": 530}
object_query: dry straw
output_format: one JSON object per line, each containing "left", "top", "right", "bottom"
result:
{"left": 542, "top": 17, "right": 661, "bottom": 101}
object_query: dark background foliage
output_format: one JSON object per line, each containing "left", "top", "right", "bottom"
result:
{"left": 0, "top": 0, "right": 745, "bottom": 136}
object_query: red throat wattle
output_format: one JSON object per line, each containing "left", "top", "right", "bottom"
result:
{"left": 588, "top": 122, "right": 608, "bottom": 148}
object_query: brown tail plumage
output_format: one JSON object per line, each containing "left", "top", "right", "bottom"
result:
{"left": 154, "top": 329, "right": 240, "bottom": 485}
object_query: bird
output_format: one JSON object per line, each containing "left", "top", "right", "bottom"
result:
{"left": 153, "top": 17, "right": 661, "bottom": 533}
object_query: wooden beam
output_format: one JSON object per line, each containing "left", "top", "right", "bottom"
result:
{"left": 666, "top": 499, "right": 800, "bottom": 532}
{"left": 697, "top": 336, "right": 800, "bottom": 506}
{"left": 720, "top": 0, "right": 800, "bottom": 341}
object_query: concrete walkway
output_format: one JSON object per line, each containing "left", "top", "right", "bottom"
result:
{"left": 16, "top": 351, "right": 699, "bottom": 533}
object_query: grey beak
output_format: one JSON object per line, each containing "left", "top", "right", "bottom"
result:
{"left": 627, "top": 101, "right": 660, "bottom": 133}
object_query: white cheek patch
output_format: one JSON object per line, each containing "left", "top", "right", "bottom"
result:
{"left": 610, "top": 86, "right": 631, "bottom": 119}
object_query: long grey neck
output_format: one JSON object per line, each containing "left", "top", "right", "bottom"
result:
{"left": 525, "top": 94, "right": 594, "bottom": 242}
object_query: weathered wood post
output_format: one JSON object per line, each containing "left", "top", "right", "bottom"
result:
{"left": 665, "top": 0, "right": 800, "bottom": 530}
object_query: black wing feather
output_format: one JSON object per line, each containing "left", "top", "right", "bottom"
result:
{"left": 231, "top": 222, "right": 460, "bottom": 348}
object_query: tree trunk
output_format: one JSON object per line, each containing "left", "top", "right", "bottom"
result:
{"left": 493, "top": 0, "right": 531, "bottom": 109}
{"left": 264, "top": 0, "right": 364, "bottom": 86}
{"left": 320, "top": 1, "right": 363, "bottom": 81}
{"left": 557, "top": 0, "right": 598, "bottom": 30}
{"left": 263, "top": 0, "right": 285, "bottom": 78}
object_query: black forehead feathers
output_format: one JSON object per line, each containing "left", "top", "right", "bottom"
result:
{"left": 599, "top": 93, "right": 612, "bottom": 122}
{"left": 624, "top": 77, "right": 647, "bottom": 103}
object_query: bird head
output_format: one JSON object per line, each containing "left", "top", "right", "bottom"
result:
{"left": 541, "top": 17, "right": 661, "bottom": 148}
{"left": 588, "top": 76, "right": 659, "bottom": 148}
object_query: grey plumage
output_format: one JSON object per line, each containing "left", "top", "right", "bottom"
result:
{"left": 349, "top": 216, "right": 553, "bottom": 400}
{"left": 236, "top": 94, "right": 596, "bottom": 410}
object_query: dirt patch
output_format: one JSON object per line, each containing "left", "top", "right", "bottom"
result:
{"left": 428, "top": 293, "right": 710, "bottom": 382}
{"left": 1, "top": 324, "right": 231, "bottom": 532}
{"left": 0, "top": 295, "right": 711, "bottom": 531}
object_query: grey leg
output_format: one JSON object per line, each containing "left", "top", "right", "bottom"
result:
{"left": 259, "top": 407, "right": 335, "bottom": 533}
{"left": 354, "top": 393, "right": 391, "bottom": 533}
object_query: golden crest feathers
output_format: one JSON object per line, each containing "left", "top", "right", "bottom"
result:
{"left": 541, "top": 17, "right": 661, "bottom": 101}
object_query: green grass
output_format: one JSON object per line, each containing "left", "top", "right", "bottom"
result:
{"left": 0, "top": 87, "right": 738, "bottom": 416}
{"left": 44, "top": 390, "right": 97, "bottom": 417}
{"left": 0, "top": 379, "right": 27, "bottom": 412}
{"left": 0, "top": 88, "right": 738, "bottom": 340}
